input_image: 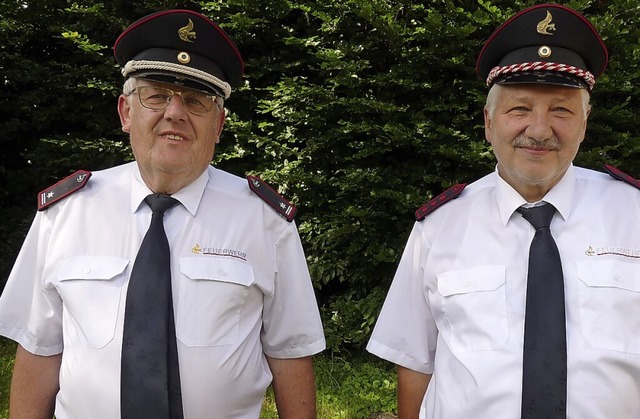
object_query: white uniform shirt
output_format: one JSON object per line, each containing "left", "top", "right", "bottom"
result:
{"left": 0, "top": 162, "right": 325, "bottom": 419}
{"left": 367, "top": 165, "right": 640, "bottom": 419}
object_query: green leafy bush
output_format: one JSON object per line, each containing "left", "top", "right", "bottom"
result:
{"left": 2, "top": 0, "right": 640, "bottom": 355}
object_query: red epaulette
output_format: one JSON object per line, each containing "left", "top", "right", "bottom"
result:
{"left": 415, "top": 183, "right": 466, "bottom": 221}
{"left": 38, "top": 170, "right": 92, "bottom": 211}
{"left": 247, "top": 176, "right": 297, "bottom": 222}
{"left": 603, "top": 164, "right": 640, "bottom": 191}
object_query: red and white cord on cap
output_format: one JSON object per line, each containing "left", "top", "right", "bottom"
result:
{"left": 486, "top": 61, "right": 596, "bottom": 89}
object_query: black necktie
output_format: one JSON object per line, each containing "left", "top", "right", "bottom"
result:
{"left": 121, "top": 194, "right": 183, "bottom": 419}
{"left": 517, "top": 204, "right": 567, "bottom": 418}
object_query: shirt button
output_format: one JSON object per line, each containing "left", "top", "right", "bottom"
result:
{"left": 83, "top": 267, "right": 92, "bottom": 274}
{"left": 464, "top": 281, "right": 471, "bottom": 287}
{"left": 218, "top": 270, "right": 227, "bottom": 276}
{"left": 614, "top": 274, "right": 621, "bottom": 282}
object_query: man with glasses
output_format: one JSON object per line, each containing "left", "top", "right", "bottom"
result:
{"left": 126, "top": 84, "right": 224, "bottom": 115}
{"left": 0, "top": 10, "right": 324, "bottom": 419}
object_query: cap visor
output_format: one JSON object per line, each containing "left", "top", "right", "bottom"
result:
{"left": 496, "top": 71, "right": 587, "bottom": 89}
{"left": 132, "top": 72, "right": 225, "bottom": 97}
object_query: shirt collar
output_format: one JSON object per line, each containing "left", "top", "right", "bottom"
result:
{"left": 495, "top": 164, "right": 575, "bottom": 225}
{"left": 130, "top": 165, "right": 210, "bottom": 216}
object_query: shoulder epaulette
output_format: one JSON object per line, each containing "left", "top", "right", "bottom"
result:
{"left": 603, "top": 164, "right": 640, "bottom": 190}
{"left": 38, "top": 170, "right": 92, "bottom": 211}
{"left": 247, "top": 176, "right": 297, "bottom": 222}
{"left": 415, "top": 183, "right": 466, "bottom": 221}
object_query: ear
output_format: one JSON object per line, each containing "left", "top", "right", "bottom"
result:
{"left": 484, "top": 107, "right": 493, "bottom": 144}
{"left": 117, "top": 95, "right": 132, "bottom": 133}
{"left": 579, "top": 107, "right": 591, "bottom": 144}
{"left": 214, "top": 108, "right": 226, "bottom": 144}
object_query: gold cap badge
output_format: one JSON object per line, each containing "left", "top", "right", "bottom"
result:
{"left": 537, "top": 10, "right": 556, "bottom": 35}
{"left": 178, "top": 18, "right": 196, "bottom": 43}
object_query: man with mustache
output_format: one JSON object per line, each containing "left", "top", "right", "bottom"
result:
{"left": 368, "top": 4, "right": 640, "bottom": 418}
{"left": 0, "top": 10, "right": 324, "bottom": 419}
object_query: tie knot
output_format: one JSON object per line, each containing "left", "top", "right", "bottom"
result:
{"left": 517, "top": 203, "right": 556, "bottom": 230}
{"left": 145, "top": 194, "right": 179, "bottom": 214}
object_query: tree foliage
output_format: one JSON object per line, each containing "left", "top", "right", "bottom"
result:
{"left": 2, "top": 0, "right": 640, "bottom": 353}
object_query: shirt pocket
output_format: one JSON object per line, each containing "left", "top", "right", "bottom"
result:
{"left": 577, "top": 260, "right": 640, "bottom": 354}
{"left": 55, "top": 256, "right": 129, "bottom": 349}
{"left": 436, "top": 265, "right": 508, "bottom": 352}
{"left": 177, "top": 257, "right": 255, "bottom": 347}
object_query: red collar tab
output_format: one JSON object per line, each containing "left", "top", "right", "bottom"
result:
{"left": 415, "top": 183, "right": 467, "bottom": 221}
{"left": 247, "top": 176, "right": 297, "bottom": 222}
{"left": 603, "top": 164, "right": 640, "bottom": 190}
{"left": 38, "top": 170, "right": 92, "bottom": 211}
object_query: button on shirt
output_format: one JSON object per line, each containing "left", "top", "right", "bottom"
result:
{"left": 0, "top": 162, "right": 326, "bottom": 419}
{"left": 367, "top": 165, "right": 640, "bottom": 419}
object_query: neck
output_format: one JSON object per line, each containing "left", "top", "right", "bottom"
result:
{"left": 518, "top": 186, "right": 550, "bottom": 203}
{"left": 138, "top": 165, "right": 199, "bottom": 195}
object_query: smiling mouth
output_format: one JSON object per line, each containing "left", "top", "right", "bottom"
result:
{"left": 521, "top": 145, "right": 553, "bottom": 151}
{"left": 165, "top": 134, "right": 186, "bottom": 142}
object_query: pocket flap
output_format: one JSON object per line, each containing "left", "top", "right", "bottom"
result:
{"left": 58, "top": 256, "right": 129, "bottom": 281}
{"left": 180, "top": 256, "right": 255, "bottom": 286}
{"left": 577, "top": 260, "right": 640, "bottom": 292}
{"left": 437, "top": 265, "right": 506, "bottom": 297}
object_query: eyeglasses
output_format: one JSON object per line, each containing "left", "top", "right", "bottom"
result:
{"left": 127, "top": 85, "right": 220, "bottom": 115}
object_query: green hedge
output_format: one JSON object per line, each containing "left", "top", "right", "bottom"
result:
{"left": 2, "top": 0, "right": 640, "bottom": 354}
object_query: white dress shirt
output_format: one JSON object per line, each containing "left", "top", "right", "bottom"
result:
{"left": 0, "top": 162, "right": 325, "bottom": 418}
{"left": 367, "top": 165, "right": 640, "bottom": 419}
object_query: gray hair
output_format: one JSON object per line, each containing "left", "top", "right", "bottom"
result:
{"left": 122, "top": 77, "right": 136, "bottom": 95}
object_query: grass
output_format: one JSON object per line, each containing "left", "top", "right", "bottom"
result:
{"left": 0, "top": 337, "right": 15, "bottom": 419}
{"left": 0, "top": 336, "right": 396, "bottom": 418}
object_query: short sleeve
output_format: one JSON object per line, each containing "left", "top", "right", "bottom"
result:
{"left": 367, "top": 222, "right": 437, "bottom": 374}
{"left": 0, "top": 211, "right": 64, "bottom": 355}
{"left": 261, "top": 221, "right": 325, "bottom": 358}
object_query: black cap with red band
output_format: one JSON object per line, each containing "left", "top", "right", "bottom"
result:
{"left": 113, "top": 10, "right": 244, "bottom": 98}
{"left": 476, "top": 4, "right": 608, "bottom": 91}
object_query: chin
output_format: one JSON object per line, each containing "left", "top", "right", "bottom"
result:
{"left": 158, "top": 166, "right": 191, "bottom": 175}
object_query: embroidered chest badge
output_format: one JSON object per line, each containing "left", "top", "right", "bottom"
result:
{"left": 585, "top": 245, "right": 640, "bottom": 259}
{"left": 192, "top": 243, "right": 247, "bottom": 261}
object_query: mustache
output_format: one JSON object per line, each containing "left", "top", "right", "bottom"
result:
{"left": 512, "top": 135, "right": 560, "bottom": 150}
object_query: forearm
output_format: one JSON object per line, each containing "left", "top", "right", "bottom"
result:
{"left": 10, "top": 345, "right": 61, "bottom": 419}
{"left": 266, "top": 355, "right": 317, "bottom": 418}
{"left": 397, "top": 365, "right": 431, "bottom": 419}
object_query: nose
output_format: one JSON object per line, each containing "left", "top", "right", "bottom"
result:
{"left": 163, "top": 93, "right": 188, "bottom": 121}
{"left": 524, "top": 110, "right": 553, "bottom": 141}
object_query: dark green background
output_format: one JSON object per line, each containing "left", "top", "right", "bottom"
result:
{"left": 2, "top": 0, "right": 640, "bottom": 353}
